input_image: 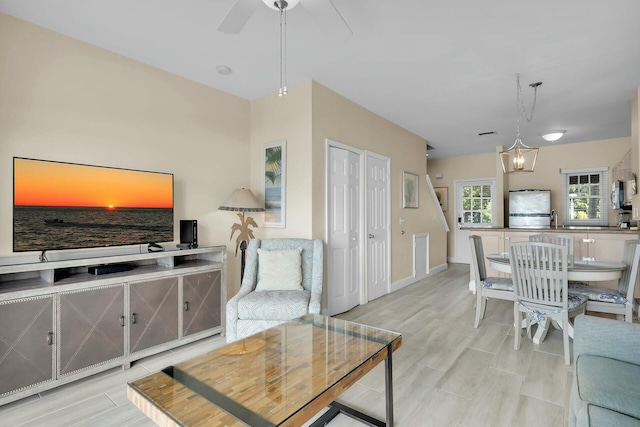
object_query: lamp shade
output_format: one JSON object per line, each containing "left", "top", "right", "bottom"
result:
{"left": 218, "top": 188, "right": 265, "bottom": 212}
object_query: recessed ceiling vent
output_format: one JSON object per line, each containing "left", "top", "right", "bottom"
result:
{"left": 478, "top": 131, "right": 498, "bottom": 137}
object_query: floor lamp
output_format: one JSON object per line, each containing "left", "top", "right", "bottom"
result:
{"left": 218, "top": 188, "right": 264, "bottom": 282}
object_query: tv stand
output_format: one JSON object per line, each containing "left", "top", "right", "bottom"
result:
{"left": 0, "top": 245, "right": 226, "bottom": 406}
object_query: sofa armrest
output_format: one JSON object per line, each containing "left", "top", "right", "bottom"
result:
{"left": 225, "top": 287, "right": 253, "bottom": 342}
{"left": 225, "top": 239, "right": 261, "bottom": 342}
{"left": 573, "top": 314, "right": 640, "bottom": 366}
{"left": 308, "top": 239, "right": 324, "bottom": 314}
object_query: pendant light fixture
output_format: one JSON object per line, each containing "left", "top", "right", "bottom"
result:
{"left": 500, "top": 74, "right": 542, "bottom": 173}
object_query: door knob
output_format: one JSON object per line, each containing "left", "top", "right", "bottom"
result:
{"left": 368, "top": 234, "right": 375, "bottom": 239}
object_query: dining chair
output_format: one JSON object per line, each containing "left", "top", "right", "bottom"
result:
{"left": 569, "top": 239, "right": 640, "bottom": 322}
{"left": 509, "top": 242, "right": 587, "bottom": 365}
{"left": 469, "top": 235, "right": 514, "bottom": 328}
{"left": 529, "top": 233, "right": 575, "bottom": 267}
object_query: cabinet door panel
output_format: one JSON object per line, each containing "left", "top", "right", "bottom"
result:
{"left": 572, "top": 233, "right": 590, "bottom": 259}
{"left": 0, "top": 296, "right": 54, "bottom": 396}
{"left": 58, "top": 285, "right": 125, "bottom": 376}
{"left": 586, "top": 233, "right": 632, "bottom": 290}
{"left": 183, "top": 271, "right": 222, "bottom": 337}
{"left": 129, "top": 277, "right": 178, "bottom": 353}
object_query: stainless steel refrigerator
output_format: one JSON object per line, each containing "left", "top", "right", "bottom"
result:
{"left": 508, "top": 190, "right": 551, "bottom": 228}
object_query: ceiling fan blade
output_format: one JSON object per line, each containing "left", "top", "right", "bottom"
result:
{"left": 299, "top": 0, "right": 353, "bottom": 43}
{"left": 218, "top": 0, "right": 261, "bottom": 34}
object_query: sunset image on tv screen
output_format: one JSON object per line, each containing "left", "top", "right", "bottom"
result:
{"left": 13, "top": 158, "right": 174, "bottom": 252}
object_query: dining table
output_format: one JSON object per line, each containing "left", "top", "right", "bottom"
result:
{"left": 485, "top": 252, "right": 627, "bottom": 344}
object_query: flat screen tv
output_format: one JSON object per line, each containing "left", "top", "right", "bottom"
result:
{"left": 13, "top": 157, "right": 174, "bottom": 252}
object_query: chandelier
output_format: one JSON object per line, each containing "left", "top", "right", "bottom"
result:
{"left": 499, "top": 74, "right": 542, "bottom": 173}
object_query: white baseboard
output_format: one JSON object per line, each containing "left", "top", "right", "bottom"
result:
{"left": 390, "top": 263, "right": 449, "bottom": 293}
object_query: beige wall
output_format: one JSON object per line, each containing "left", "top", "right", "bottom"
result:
{"left": 427, "top": 151, "right": 496, "bottom": 259}
{"left": 310, "top": 82, "right": 447, "bottom": 281}
{"left": 249, "top": 81, "right": 314, "bottom": 241}
{"left": 1, "top": 13, "right": 448, "bottom": 304}
{"left": 509, "top": 137, "right": 631, "bottom": 225}
{"left": 249, "top": 80, "right": 447, "bottom": 304}
{"left": 0, "top": 14, "right": 251, "bottom": 287}
{"left": 429, "top": 137, "right": 632, "bottom": 259}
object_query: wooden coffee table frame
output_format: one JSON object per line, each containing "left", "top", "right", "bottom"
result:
{"left": 128, "top": 315, "right": 402, "bottom": 427}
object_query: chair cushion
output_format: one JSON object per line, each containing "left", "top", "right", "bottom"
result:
{"left": 575, "top": 354, "right": 640, "bottom": 420}
{"left": 480, "top": 277, "right": 513, "bottom": 291}
{"left": 566, "top": 293, "right": 589, "bottom": 309}
{"left": 255, "top": 248, "right": 303, "bottom": 291}
{"left": 568, "top": 284, "right": 627, "bottom": 304}
{"left": 237, "top": 290, "right": 311, "bottom": 321}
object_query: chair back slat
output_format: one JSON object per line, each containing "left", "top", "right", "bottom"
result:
{"left": 469, "top": 235, "right": 487, "bottom": 283}
{"left": 529, "top": 234, "right": 574, "bottom": 267}
{"left": 618, "top": 240, "right": 640, "bottom": 299}
{"left": 510, "top": 242, "right": 568, "bottom": 309}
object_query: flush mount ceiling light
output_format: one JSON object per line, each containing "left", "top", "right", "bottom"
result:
{"left": 540, "top": 130, "right": 566, "bottom": 142}
{"left": 499, "top": 74, "right": 542, "bottom": 174}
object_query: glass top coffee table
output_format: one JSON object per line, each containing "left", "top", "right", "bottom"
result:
{"left": 128, "top": 314, "right": 402, "bottom": 427}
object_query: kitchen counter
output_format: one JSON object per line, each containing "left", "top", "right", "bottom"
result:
{"left": 460, "top": 226, "right": 639, "bottom": 234}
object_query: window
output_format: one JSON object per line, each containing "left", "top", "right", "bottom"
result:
{"left": 460, "top": 182, "right": 494, "bottom": 226}
{"left": 561, "top": 167, "right": 608, "bottom": 225}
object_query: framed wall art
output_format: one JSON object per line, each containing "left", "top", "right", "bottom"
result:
{"left": 434, "top": 187, "right": 448, "bottom": 212}
{"left": 263, "top": 140, "right": 286, "bottom": 227}
{"left": 403, "top": 171, "right": 419, "bottom": 208}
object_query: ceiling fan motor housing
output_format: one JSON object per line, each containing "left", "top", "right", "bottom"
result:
{"left": 265, "top": 0, "right": 299, "bottom": 11}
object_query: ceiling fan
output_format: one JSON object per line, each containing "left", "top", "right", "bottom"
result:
{"left": 218, "top": 0, "right": 353, "bottom": 42}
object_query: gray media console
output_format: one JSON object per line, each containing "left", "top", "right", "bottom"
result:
{"left": 0, "top": 245, "right": 226, "bottom": 406}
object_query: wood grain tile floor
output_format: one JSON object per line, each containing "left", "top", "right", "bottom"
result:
{"left": 0, "top": 264, "right": 579, "bottom": 426}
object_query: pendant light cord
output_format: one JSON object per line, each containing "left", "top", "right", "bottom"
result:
{"left": 515, "top": 73, "right": 540, "bottom": 139}
{"left": 283, "top": 7, "right": 287, "bottom": 95}
{"left": 278, "top": 2, "right": 288, "bottom": 96}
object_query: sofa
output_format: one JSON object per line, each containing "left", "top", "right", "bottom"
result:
{"left": 570, "top": 314, "right": 640, "bottom": 426}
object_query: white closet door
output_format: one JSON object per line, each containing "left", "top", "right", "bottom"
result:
{"left": 365, "top": 153, "right": 390, "bottom": 301}
{"left": 327, "top": 146, "right": 361, "bottom": 315}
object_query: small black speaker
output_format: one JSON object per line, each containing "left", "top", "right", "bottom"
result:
{"left": 180, "top": 220, "right": 198, "bottom": 248}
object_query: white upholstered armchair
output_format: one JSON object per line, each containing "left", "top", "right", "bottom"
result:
{"left": 225, "top": 238, "right": 324, "bottom": 342}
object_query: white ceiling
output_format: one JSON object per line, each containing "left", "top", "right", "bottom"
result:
{"left": 2, "top": 0, "right": 639, "bottom": 159}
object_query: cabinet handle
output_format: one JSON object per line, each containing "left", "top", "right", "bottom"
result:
{"left": 131, "top": 313, "right": 137, "bottom": 325}
{"left": 119, "top": 316, "right": 125, "bottom": 327}
{"left": 46, "top": 331, "right": 53, "bottom": 346}
{"left": 184, "top": 302, "right": 189, "bottom": 312}
{"left": 582, "top": 238, "right": 595, "bottom": 244}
